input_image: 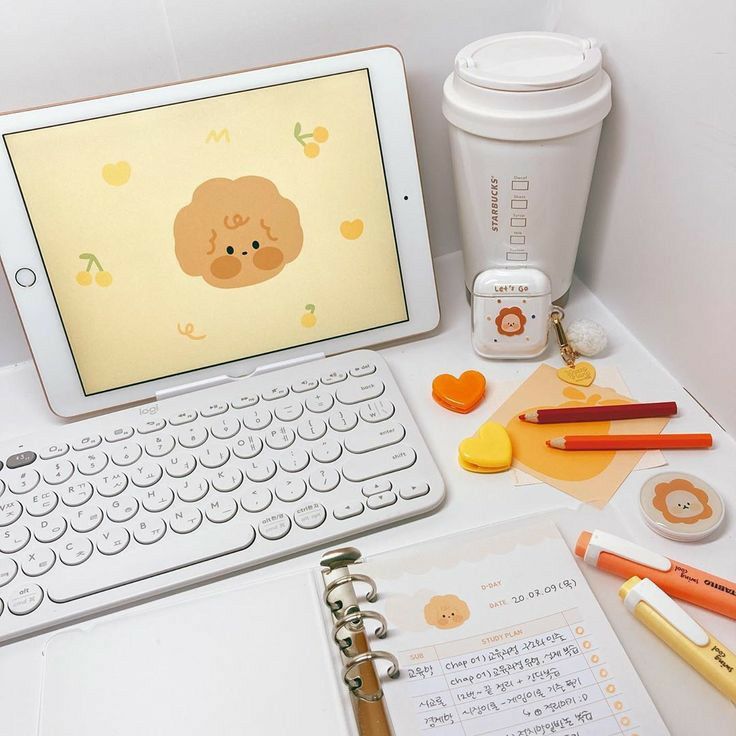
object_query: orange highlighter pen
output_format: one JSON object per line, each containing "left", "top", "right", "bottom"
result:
{"left": 576, "top": 530, "right": 736, "bottom": 620}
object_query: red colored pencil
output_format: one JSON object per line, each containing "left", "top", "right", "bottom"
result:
{"left": 520, "top": 401, "right": 677, "bottom": 424}
{"left": 547, "top": 434, "right": 713, "bottom": 451}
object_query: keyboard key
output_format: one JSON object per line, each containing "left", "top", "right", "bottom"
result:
{"left": 60, "top": 536, "right": 94, "bottom": 565}
{"left": 70, "top": 505, "right": 104, "bottom": 533}
{"left": 172, "top": 477, "right": 209, "bottom": 503}
{"left": 141, "top": 487, "right": 174, "bottom": 513}
{"left": 312, "top": 439, "right": 342, "bottom": 464}
{"left": 334, "top": 502, "right": 364, "bottom": 520}
{"left": 96, "top": 525, "right": 130, "bottom": 555}
{"left": 199, "top": 445, "right": 230, "bottom": 469}
{"left": 305, "top": 392, "right": 334, "bottom": 413}
{"left": 309, "top": 467, "right": 340, "bottom": 492}
{"left": 169, "top": 410, "right": 197, "bottom": 426}
{"left": 204, "top": 496, "right": 238, "bottom": 523}
{"left": 232, "top": 434, "right": 263, "bottom": 460}
{"left": 169, "top": 506, "right": 203, "bottom": 535}
{"left": 297, "top": 418, "right": 327, "bottom": 441}
{"left": 9, "top": 468, "right": 41, "bottom": 493}
{"left": 366, "top": 491, "right": 397, "bottom": 510}
{"left": 39, "top": 443, "right": 69, "bottom": 460}
{"left": 230, "top": 393, "right": 258, "bottom": 409}
{"left": 279, "top": 449, "right": 310, "bottom": 473}
{"left": 361, "top": 479, "right": 392, "bottom": 496}
{"left": 210, "top": 417, "right": 241, "bottom": 440}
{"left": 399, "top": 482, "right": 430, "bottom": 500}
{"left": 211, "top": 467, "right": 243, "bottom": 493}
{"left": 0, "top": 525, "right": 30, "bottom": 553}
{"left": 359, "top": 399, "right": 395, "bottom": 423}
{"left": 164, "top": 454, "right": 196, "bottom": 479}
{"left": 240, "top": 486, "right": 272, "bottom": 513}
{"left": 97, "top": 472, "right": 129, "bottom": 497}
{"left": 72, "top": 435, "right": 102, "bottom": 451}
{"left": 76, "top": 450, "right": 109, "bottom": 476}
{"left": 0, "top": 557, "right": 18, "bottom": 587}
{"left": 131, "top": 462, "right": 164, "bottom": 487}
{"left": 274, "top": 478, "right": 307, "bottom": 503}
{"left": 294, "top": 503, "right": 326, "bottom": 529}
{"left": 336, "top": 379, "right": 385, "bottom": 405}
{"left": 137, "top": 418, "right": 166, "bottom": 434}
{"left": 328, "top": 409, "right": 358, "bottom": 432}
{"left": 42, "top": 461, "right": 73, "bottom": 485}
{"left": 107, "top": 496, "right": 139, "bottom": 523}
{"left": 265, "top": 425, "right": 295, "bottom": 450}
{"left": 21, "top": 546, "right": 56, "bottom": 577}
{"left": 259, "top": 513, "right": 291, "bottom": 540}
{"left": 321, "top": 370, "right": 347, "bottom": 385}
{"left": 200, "top": 401, "right": 228, "bottom": 418}
{"left": 144, "top": 434, "right": 175, "bottom": 457}
{"left": 274, "top": 401, "right": 303, "bottom": 422}
{"left": 6, "top": 451, "right": 37, "bottom": 469}
{"left": 7, "top": 583, "right": 43, "bottom": 615}
{"left": 344, "top": 422, "right": 405, "bottom": 454}
{"left": 61, "top": 481, "right": 94, "bottom": 507}
{"left": 133, "top": 516, "right": 167, "bottom": 545}
{"left": 105, "top": 427, "right": 134, "bottom": 443}
{"left": 26, "top": 490, "right": 58, "bottom": 517}
{"left": 34, "top": 515, "right": 67, "bottom": 544}
{"left": 241, "top": 408, "right": 272, "bottom": 431}
{"left": 292, "top": 378, "right": 318, "bottom": 393}
{"left": 262, "top": 386, "right": 289, "bottom": 401}
{"left": 111, "top": 442, "right": 143, "bottom": 466}
{"left": 0, "top": 499, "right": 23, "bottom": 526}
{"left": 342, "top": 445, "right": 416, "bottom": 482}
{"left": 178, "top": 426, "right": 208, "bottom": 449}
{"left": 244, "top": 459, "right": 276, "bottom": 483}
{"left": 350, "top": 362, "right": 376, "bottom": 377}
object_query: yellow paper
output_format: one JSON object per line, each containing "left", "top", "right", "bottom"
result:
{"left": 490, "top": 364, "right": 669, "bottom": 505}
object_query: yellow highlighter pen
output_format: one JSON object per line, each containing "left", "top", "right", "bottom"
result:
{"left": 620, "top": 576, "right": 736, "bottom": 703}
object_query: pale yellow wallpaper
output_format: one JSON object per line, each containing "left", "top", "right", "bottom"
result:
{"left": 5, "top": 70, "right": 406, "bottom": 394}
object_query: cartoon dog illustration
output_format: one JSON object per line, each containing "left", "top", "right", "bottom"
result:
{"left": 424, "top": 594, "right": 471, "bottom": 629}
{"left": 174, "top": 176, "right": 303, "bottom": 288}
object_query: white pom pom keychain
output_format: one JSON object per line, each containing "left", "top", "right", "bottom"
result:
{"left": 549, "top": 309, "right": 608, "bottom": 386}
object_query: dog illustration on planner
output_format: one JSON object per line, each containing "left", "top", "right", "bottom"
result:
{"left": 423, "top": 594, "right": 471, "bottom": 630}
{"left": 174, "top": 176, "right": 303, "bottom": 288}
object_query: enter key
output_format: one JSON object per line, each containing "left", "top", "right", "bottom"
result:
{"left": 344, "top": 422, "right": 406, "bottom": 454}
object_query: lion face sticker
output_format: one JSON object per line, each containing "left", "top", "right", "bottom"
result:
{"left": 652, "top": 478, "right": 713, "bottom": 525}
{"left": 495, "top": 306, "right": 526, "bottom": 336}
{"left": 174, "top": 176, "right": 303, "bottom": 288}
{"left": 424, "top": 594, "right": 471, "bottom": 630}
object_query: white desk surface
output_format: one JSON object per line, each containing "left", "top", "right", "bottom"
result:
{"left": 1, "top": 250, "right": 734, "bottom": 735}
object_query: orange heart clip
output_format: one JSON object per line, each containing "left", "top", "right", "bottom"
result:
{"left": 432, "top": 370, "right": 486, "bottom": 414}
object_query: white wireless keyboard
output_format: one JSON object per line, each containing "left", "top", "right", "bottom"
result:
{"left": 0, "top": 350, "right": 444, "bottom": 643}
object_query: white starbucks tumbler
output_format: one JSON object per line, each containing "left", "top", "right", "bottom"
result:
{"left": 443, "top": 32, "right": 612, "bottom": 302}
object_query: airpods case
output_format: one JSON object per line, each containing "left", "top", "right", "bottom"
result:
{"left": 471, "top": 268, "right": 552, "bottom": 359}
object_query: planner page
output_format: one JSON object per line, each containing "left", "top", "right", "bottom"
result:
{"left": 359, "top": 520, "right": 669, "bottom": 736}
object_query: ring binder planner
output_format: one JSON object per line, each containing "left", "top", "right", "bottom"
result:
{"left": 321, "top": 546, "right": 400, "bottom": 736}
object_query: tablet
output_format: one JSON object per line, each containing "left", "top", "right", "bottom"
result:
{"left": 0, "top": 46, "right": 438, "bottom": 417}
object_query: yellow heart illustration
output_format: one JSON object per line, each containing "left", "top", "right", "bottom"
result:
{"left": 102, "top": 161, "right": 131, "bottom": 186}
{"left": 557, "top": 361, "right": 596, "bottom": 387}
{"left": 340, "top": 219, "right": 364, "bottom": 240}
{"left": 458, "top": 420, "right": 512, "bottom": 474}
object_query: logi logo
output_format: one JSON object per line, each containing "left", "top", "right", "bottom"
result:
{"left": 490, "top": 177, "right": 499, "bottom": 232}
{"left": 139, "top": 404, "right": 159, "bottom": 415}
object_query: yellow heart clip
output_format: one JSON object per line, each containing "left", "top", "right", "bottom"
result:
{"left": 458, "top": 420, "right": 512, "bottom": 474}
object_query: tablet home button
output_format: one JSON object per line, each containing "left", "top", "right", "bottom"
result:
{"left": 14, "top": 268, "right": 36, "bottom": 287}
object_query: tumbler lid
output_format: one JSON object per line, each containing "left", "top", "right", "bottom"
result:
{"left": 456, "top": 32, "right": 602, "bottom": 92}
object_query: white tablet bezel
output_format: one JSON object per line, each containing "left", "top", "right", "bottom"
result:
{"left": 0, "top": 46, "right": 439, "bottom": 417}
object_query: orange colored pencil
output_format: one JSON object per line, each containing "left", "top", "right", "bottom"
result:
{"left": 547, "top": 434, "right": 713, "bottom": 451}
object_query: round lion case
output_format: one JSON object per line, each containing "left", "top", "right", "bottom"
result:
{"left": 640, "top": 471, "right": 725, "bottom": 542}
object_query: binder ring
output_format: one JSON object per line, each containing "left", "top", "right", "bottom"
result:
{"left": 333, "top": 610, "right": 388, "bottom": 650}
{"left": 342, "top": 651, "right": 400, "bottom": 702}
{"left": 323, "top": 574, "right": 378, "bottom": 612}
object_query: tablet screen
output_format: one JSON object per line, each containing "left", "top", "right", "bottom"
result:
{"left": 4, "top": 69, "right": 407, "bottom": 395}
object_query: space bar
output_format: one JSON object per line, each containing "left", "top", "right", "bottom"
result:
{"left": 47, "top": 522, "right": 256, "bottom": 604}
